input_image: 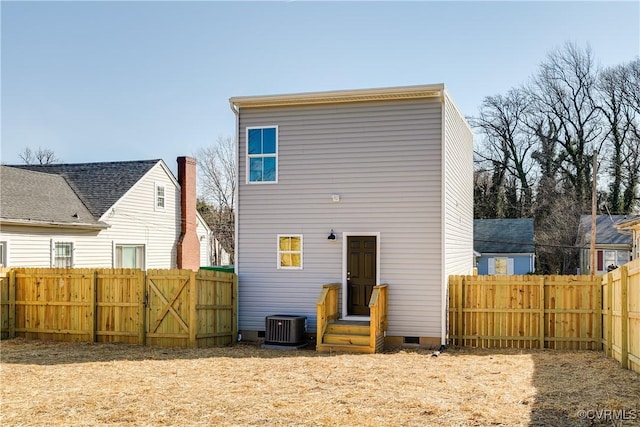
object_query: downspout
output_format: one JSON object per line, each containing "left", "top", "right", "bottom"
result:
{"left": 229, "top": 100, "right": 240, "bottom": 274}
{"left": 440, "top": 88, "right": 447, "bottom": 347}
{"left": 229, "top": 99, "right": 240, "bottom": 341}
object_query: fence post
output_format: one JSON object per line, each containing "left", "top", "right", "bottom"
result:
{"left": 189, "top": 270, "right": 197, "bottom": 348}
{"left": 538, "top": 277, "right": 545, "bottom": 349}
{"left": 620, "top": 265, "right": 629, "bottom": 369}
{"left": 90, "top": 270, "right": 97, "bottom": 343}
{"left": 595, "top": 276, "right": 602, "bottom": 351}
{"left": 606, "top": 272, "right": 613, "bottom": 357}
{"left": 139, "top": 270, "right": 146, "bottom": 346}
{"left": 457, "top": 276, "right": 464, "bottom": 346}
{"left": 9, "top": 269, "right": 16, "bottom": 339}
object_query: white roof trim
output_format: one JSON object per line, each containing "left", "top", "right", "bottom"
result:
{"left": 230, "top": 84, "right": 445, "bottom": 108}
{"left": 0, "top": 218, "right": 109, "bottom": 230}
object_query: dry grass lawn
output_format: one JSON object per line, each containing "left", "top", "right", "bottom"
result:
{"left": 1, "top": 339, "right": 639, "bottom": 426}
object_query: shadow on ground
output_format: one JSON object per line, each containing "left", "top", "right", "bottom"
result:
{"left": 445, "top": 346, "right": 640, "bottom": 427}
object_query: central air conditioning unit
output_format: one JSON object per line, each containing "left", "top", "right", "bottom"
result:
{"left": 265, "top": 315, "right": 306, "bottom": 346}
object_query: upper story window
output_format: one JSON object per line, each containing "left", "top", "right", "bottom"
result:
{"left": 53, "top": 241, "right": 73, "bottom": 268}
{"left": 277, "top": 235, "right": 302, "bottom": 269}
{"left": 247, "top": 126, "right": 277, "bottom": 183}
{"left": 155, "top": 183, "right": 166, "bottom": 210}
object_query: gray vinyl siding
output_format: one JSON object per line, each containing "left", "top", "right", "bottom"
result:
{"left": 439, "top": 93, "right": 474, "bottom": 344}
{"left": 237, "top": 98, "right": 445, "bottom": 337}
{"left": 442, "top": 93, "right": 474, "bottom": 278}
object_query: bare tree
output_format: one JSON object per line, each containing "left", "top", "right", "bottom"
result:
{"left": 469, "top": 88, "right": 535, "bottom": 217}
{"left": 19, "top": 147, "right": 59, "bottom": 165}
{"left": 196, "top": 136, "right": 236, "bottom": 265}
{"left": 620, "top": 59, "right": 640, "bottom": 212}
{"left": 527, "top": 42, "right": 603, "bottom": 212}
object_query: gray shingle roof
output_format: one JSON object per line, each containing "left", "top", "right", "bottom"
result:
{"left": 578, "top": 215, "right": 633, "bottom": 246}
{"left": 0, "top": 166, "right": 103, "bottom": 226}
{"left": 474, "top": 218, "right": 535, "bottom": 254}
{"left": 13, "top": 160, "right": 160, "bottom": 218}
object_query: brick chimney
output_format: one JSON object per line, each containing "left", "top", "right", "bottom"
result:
{"left": 177, "top": 156, "right": 200, "bottom": 271}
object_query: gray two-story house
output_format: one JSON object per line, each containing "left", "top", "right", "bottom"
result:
{"left": 230, "top": 84, "right": 474, "bottom": 351}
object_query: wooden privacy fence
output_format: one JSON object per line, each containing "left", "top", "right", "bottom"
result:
{"left": 602, "top": 259, "right": 640, "bottom": 374}
{"left": 0, "top": 268, "right": 237, "bottom": 348}
{"left": 449, "top": 275, "right": 602, "bottom": 350}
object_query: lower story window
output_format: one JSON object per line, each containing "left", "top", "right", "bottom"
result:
{"left": 0, "top": 241, "right": 6, "bottom": 267}
{"left": 488, "top": 257, "right": 514, "bottom": 275}
{"left": 600, "top": 249, "right": 630, "bottom": 271}
{"left": 53, "top": 242, "right": 73, "bottom": 268}
{"left": 277, "top": 235, "right": 302, "bottom": 269}
{"left": 115, "top": 245, "right": 145, "bottom": 269}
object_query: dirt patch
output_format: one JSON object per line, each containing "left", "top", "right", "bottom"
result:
{"left": 1, "top": 339, "right": 638, "bottom": 426}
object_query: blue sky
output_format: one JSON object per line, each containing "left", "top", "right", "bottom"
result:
{"left": 2, "top": 1, "right": 639, "bottom": 173}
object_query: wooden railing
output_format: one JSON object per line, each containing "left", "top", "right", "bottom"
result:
{"left": 369, "top": 284, "right": 388, "bottom": 352}
{"left": 316, "top": 283, "right": 340, "bottom": 344}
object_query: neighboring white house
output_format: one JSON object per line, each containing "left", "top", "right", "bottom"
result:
{"left": 577, "top": 215, "right": 633, "bottom": 274}
{"left": 229, "top": 84, "right": 474, "bottom": 348}
{"left": 0, "top": 157, "right": 211, "bottom": 271}
{"left": 614, "top": 215, "right": 640, "bottom": 264}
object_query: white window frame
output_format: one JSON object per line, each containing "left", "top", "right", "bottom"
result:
{"left": 277, "top": 234, "right": 303, "bottom": 270}
{"left": 51, "top": 240, "right": 74, "bottom": 268}
{"left": 113, "top": 242, "right": 146, "bottom": 270}
{"left": 0, "top": 241, "right": 7, "bottom": 267}
{"left": 246, "top": 125, "right": 278, "bottom": 184}
{"left": 155, "top": 182, "right": 166, "bottom": 210}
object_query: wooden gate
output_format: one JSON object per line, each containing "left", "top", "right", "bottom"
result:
{"left": 146, "top": 269, "right": 197, "bottom": 347}
{"left": 1, "top": 268, "right": 237, "bottom": 348}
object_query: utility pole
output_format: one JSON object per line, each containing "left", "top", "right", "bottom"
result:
{"left": 590, "top": 150, "right": 597, "bottom": 276}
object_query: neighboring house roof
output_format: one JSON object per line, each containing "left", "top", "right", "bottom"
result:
{"left": 13, "top": 160, "right": 160, "bottom": 218}
{"left": 578, "top": 215, "right": 633, "bottom": 246}
{"left": 614, "top": 214, "right": 640, "bottom": 232}
{"left": 0, "top": 166, "right": 107, "bottom": 229}
{"left": 474, "top": 218, "right": 535, "bottom": 254}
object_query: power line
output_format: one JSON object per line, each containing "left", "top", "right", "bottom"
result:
{"left": 474, "top": 238, "right": 590, "bottom": 250}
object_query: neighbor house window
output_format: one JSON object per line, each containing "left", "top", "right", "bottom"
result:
{"left": 277, "top": 235, "right": 302, "bottom": 269}
{"left": 247, "top": 126, "right": 277, "bottom": 183}
{"left": 0, "top": 241, "right": 6, "bottom": 267}
{"left": 53, "top": 242, "right": 73, "bottom": 268}
{"left": 115, "top": 245, "right": 145, "bottom": 269}
{"left": 488, "top": 257, "right": 514, "bottom": 275}
{"left": 494, "top": 257, "right": 508, "bottom": 275}
{"left": 155, "top": 183, "right": 166, "bottom": 209}
{"left": 600, "top": 249, "right": 630, "bottom": 271}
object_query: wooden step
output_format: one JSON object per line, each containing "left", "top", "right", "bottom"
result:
{"left": 325, "top": 322, "right": 370, "bottom": 336}
{"left": 316, "top": 343, "right": 376, "bottom": 354}
{"left": 322, "top": 333, "right": 370, "bottom": 346}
